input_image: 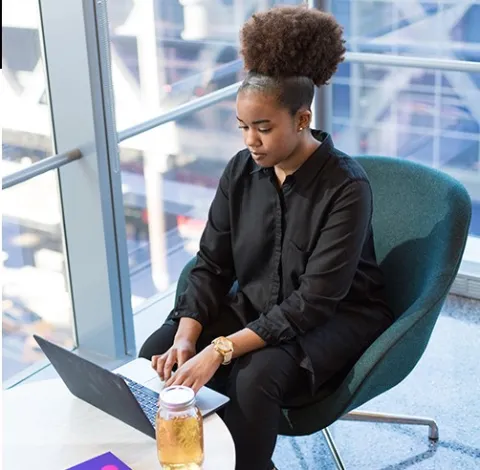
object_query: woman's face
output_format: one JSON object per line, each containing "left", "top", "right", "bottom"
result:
{"left": 236, "top": 90, "right": 304, "bottom": 168}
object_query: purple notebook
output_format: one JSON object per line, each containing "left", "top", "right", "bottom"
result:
{"left": 66, "top": 451, "right": 132, "bottom": 470}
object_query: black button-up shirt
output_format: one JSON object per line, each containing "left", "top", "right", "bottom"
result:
{"left": 174, "top": 130, "right": 393, "bottom": 388}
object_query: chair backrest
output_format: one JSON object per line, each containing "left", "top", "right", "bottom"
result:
{"left": 357, "top": 156, "right": 471, "bottom": 321}
{"left": 332, "top": 156, "right": 472, "bottom": 414}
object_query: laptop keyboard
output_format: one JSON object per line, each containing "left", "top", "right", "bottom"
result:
{"left": 118, "top": 374, "right": 159, "bottom": 426}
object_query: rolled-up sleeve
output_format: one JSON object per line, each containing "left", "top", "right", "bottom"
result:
{"left": 173, "top": 158, "right": 236, "bottom": 326}
{"left": 247, "top": 180, "right": 372, "bottom": 344}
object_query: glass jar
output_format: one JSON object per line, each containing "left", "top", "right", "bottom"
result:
{"left": 156, "top": 385, "right": 204, "bottom": 470}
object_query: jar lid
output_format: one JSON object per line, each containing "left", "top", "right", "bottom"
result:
{"left": 160, "top": 385, "right": 195, "bottom": 410}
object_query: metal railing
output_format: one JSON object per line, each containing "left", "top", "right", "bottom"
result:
{"left": 3, "top": 53, "right": 480, "bottom": 190}
{"left": 2, "top": 149, "right": 82, "bottom": 190}
{"left": 346, "top": 52, "right": 480, "bottom": 73}
{"left": 117, "top": 82, "right": 240, "bottom": 142}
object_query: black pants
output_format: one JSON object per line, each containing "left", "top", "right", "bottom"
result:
{"left": 139, "top": 314, "right": 312, "bottom": 470}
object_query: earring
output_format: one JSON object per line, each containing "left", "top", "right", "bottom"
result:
{"left": 298, "top": 127, "right": 303, "bottom": 132}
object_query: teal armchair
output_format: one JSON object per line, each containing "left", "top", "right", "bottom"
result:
{"left": 174, "top": 156, "right": 471, "bottom": 468}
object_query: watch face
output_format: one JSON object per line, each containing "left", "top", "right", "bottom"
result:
{"left": 217, "top": 338, "right": 232, "bottom": 352}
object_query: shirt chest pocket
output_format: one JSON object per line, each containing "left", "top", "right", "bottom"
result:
{"left": 283, "top": 239, "right": 311, "bottom": 292}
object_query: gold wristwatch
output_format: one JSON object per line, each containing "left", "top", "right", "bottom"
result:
{"left": 211, "top": 336, "right": 234, "bottom": 365}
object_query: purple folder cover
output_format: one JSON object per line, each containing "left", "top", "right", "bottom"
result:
{"left": 66, "top": 451, "right": 132, "bottom": 470}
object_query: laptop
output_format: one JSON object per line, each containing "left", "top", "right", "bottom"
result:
{"left": 33, "top": 335, "right": 230, "bottom": 439}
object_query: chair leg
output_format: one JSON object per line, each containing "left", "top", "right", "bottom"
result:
{"left": 340, "top": 410, "right": 439, "bottom": 441}
{"left": 322, "top": 427, "right": 347, "bottom": 470}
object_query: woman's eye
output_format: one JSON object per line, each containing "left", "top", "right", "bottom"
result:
{"left": 237, "top": 126, "right": 271, "bottom": 134}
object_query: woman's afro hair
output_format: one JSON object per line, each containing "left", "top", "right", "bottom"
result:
{"left": 240, "top": 5, "right": 346, "bottom": 86}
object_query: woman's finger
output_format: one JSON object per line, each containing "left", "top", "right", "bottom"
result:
{"left": 192, "top": 380, "right": 201, "bottom": 394}
{"left": 163, "top": 352, "right": 177, "bottom": 382}
{"left": 166, "top": 371, "right": 180, "bottom": 387}
{"left": 151, "top": 355, "right": 160, "bottom": 370}
{"left": 156, "top": 353, "right": 168, "bottom": 380}
{"left": 183, "top": 378, "right": 195, "bottom": 390}
{"left": 172, "top": 374, "right": 193, "bottom": 389}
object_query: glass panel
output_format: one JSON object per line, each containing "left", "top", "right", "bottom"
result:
{"left": 333, "top": 0, "right": 480, "bottom": 61}
{"left": 119, "top": 96, "right": 242, "bottom": 306}
{"left": 2, "top": 0, "right": 52, "bottom": 163}
{"left": 2, "top": 171, "right": 75, "bottom": 382}
{"left": 332, "top": 66, "right": 480, "bottom": 240}
{"left": 106, "top": 0, "right": 303, "bottom": 308}
{"left": 106, "top": 0, "right": 303, "bottom": 127}
{"left": 2, "top": 0, "right": 74, "bottom": 382}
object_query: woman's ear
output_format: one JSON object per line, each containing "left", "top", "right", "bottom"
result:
{"left": 297, "top": 108, "right": 312, "bottom": 131}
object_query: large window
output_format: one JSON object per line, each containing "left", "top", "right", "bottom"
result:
{"left": 332, "top": 65, "right": 479, "bottom": 235}
{"left": 106, "top": 0, "right": 303, "bottom": 308}
{"left": 2, "top": 0, "right": 74, "bottom": 382}
{"left": 332, "top": 0, "right": 480, "bottom": 250}
{"left": 3, "top": 0, "right": 478, "bottom": 385}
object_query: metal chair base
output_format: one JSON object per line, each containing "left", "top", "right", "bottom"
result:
{"left": 322, "top": 427, "right": 346, "bottom": 470}
{"left": 322, "top": 411, "right": 439, "bottom": 469}
{"left": 341, "top": 410, "right": 439, "bottom": 441}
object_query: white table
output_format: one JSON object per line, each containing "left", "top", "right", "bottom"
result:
{"left": 3, "top": 358, "right": 235, "bottom": 469}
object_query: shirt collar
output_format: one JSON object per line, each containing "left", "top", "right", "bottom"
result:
{"left": 249, "top": 130, "right": 334, "bottom": 185}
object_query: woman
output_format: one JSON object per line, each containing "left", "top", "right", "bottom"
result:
{"left": 140, "top": 6, "right": 394, "bottom": 470}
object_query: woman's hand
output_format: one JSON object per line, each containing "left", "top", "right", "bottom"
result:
{"left": 165, "top": 345, "right": 223, "bottom": 393}
{"left": 152, "top": 338, "right": 196, "bottom": 381}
